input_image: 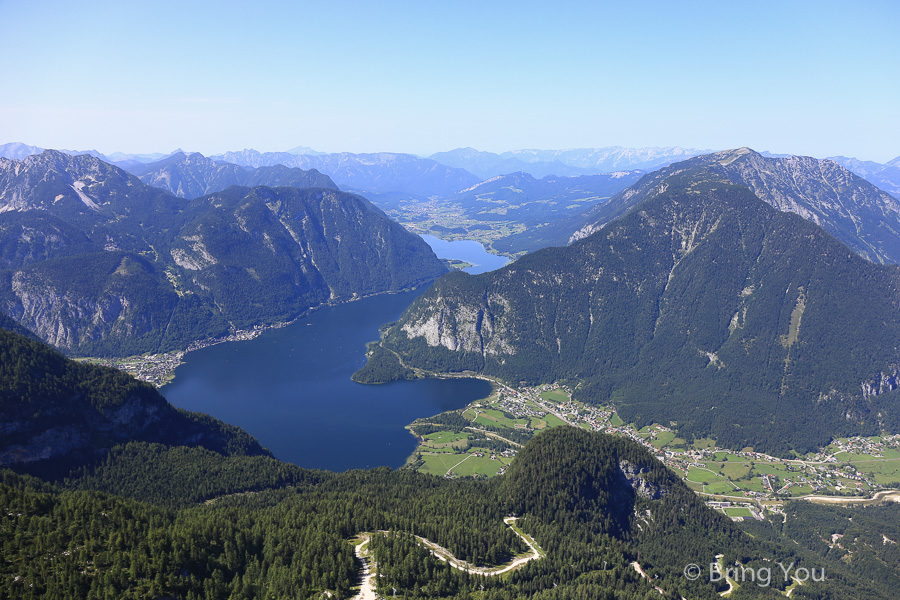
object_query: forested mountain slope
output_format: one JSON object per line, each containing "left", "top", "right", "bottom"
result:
{"left": 5, "top": 425, "right": 887, "bottom": 599}
{"left": 0, "top": 151, "right": 447, "bottom": 356}
{"left": 361, "top": 173, "right": 900, "bottom": 454}
{"left": 0, "top": 322, "right": 893, "bottom": 599}
{"left": 0, "top": 328, "right": 266, "bottom": 478}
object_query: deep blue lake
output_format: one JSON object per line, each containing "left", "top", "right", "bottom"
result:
{"left": 163, "top": 237, "right": 507, "bottom": 472}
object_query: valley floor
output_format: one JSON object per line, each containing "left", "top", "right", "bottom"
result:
{"left": 403, "top": 377, "right": 900, "bottom": 519}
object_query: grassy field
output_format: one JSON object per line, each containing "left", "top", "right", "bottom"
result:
{"left": 650, "top": 431, "right": 676, "bottom": 448}
{"left": 539, "top": 389, "right": 569, "bottom": 403}
{"left": 705, "top": 481, "right": 738, "bottom": 495}
{"left": 720, "top": 462, "right": 752, "bottom": 479}
{"left": 835, "top": 451, "right": 879, "bottom": 462}
{"left": 691, "top": 438, "right": 717, "bottom": 450}
{"left": 686, "top": 466, "right": 723, "bottom": 484}
{"left": 712, "top": 452, "right": 745, "bottom": 462}
{"left": 752, "top": 463, "right": 794, "bottom": 478}
{"left": 786, "top": 484, "right": 814, "bottom": 496}
{"left": 422, "top": 431, "right": 469, "bottom": 450}
{"left": 410, "top": 382, "right": 900, "bottom": 498}
{"left": 471, "top": 409, "right": 529, "bottom": 429}
{"left": 543, "top": 413, "right": 567, "bottom": 428}
{"left": 862, "top": 460, "right": 900, "bottom": 485}
{"left": 723, "top": 507, "right": 754, "bottom": 518}
{"left": 450, "top": 454, "right": 513, "bottom": 477}
{"left": 419, "top": 453, "right": 467, "bottom": 476}
{"left": 684, "top": 479, "right": 704, "bottom": 492}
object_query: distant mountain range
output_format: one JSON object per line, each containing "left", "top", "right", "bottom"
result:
{"left": 4, "top": 144, "right": 900, "bottom": 600}
{"left": 216, "top": 149, "right": 480, "bottom": 197}
{"left": 358, "top": 152, "right": 900, "bottom": 455}
{"left": 7, "top": 140, "right": 898, "bottom": 204}
{"left": 828, "top": 155, "right": 900, "bottom": 197}
{"left": 430, "top": 146, "right": 711, "bottom": 179}
{"left": 0, "top": 142, "right": 46, "bottom": 160}
{"left": 0, "top": 151, "right": 446, "bottom": 356}
{"left": 126, "top": 151, "right": 337, "bottom": 199}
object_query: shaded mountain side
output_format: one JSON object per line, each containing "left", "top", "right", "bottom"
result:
{"left": 490, "top": 206, "right": 611, "bottom": 255}
{"left": 64, "top": 442, "right": 332, "bottom": 508}
{"left": 0, "top": 328, "right": 267, "bottom": 480}
{"left": 0, "top": 151, "right": 448, "bottom": 356}
{"left": 0, "top": 308, "right": 38, "bottom": 340}
{"left": 0, "top": 210, "right": 103, "bottom": 270}
{"left": 361, "top": 177, "right": 900, "bottom": 454}
{"left": 128, "top": 151, "right": 337, "bottom": 198}
{"left": 571, "top": 148, "right": 900, "bottom": 265}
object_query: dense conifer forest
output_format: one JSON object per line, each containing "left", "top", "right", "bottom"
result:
{"left": 4, "top": 427, "right": 899, "bottom": 599}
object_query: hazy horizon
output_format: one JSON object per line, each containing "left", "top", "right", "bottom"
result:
{"left": 2, "top": 0, "right": 898, "bottom": 162}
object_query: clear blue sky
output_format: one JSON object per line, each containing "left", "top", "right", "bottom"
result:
{"left": 1, "top": 0, "right": 897, "bottom": 161}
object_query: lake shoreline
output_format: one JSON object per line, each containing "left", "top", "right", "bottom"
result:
{"left": 84, "top": 285, "right": 438, "bottom": 388}
{"left": 161, "top": 290, "right": 495, "bottom": 471}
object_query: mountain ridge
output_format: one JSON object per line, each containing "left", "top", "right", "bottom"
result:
{"left": 570, "top": 148, "right": 900, "bottom": 265}
{"left": 430, "top": 145, "right": 710, "bottom": 179}
{"left": 0, "top": 152, "right": 447, "bottom": 356}
{"left": 125, "top": 151, "right": 337, "bottom": 198}
{"left": 217, "top": 149, "right": 481, "bottom": 197}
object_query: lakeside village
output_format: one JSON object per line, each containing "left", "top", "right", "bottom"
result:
{"left": 81, "top": 324, "right": 284, "bottom": 387}
{"left": 100, "top": 351, "right": 900, "bottom": 521}
{"left": 409, "top": 381, "right": 900, "bottom": 521}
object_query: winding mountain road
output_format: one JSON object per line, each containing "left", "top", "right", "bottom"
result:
{"left": 351, "top": 517, "right": 542, "bottom": 599}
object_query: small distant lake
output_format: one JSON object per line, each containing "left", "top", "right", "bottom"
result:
{"left": 420, "top": 234, "right": 509, "bottom": 274}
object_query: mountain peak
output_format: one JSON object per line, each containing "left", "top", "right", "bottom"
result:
{"left": 570, "top": 148, "right": 900, "bottom": 263}
{"left": 706, "top": 147, "right": 756, "bottom": 166}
